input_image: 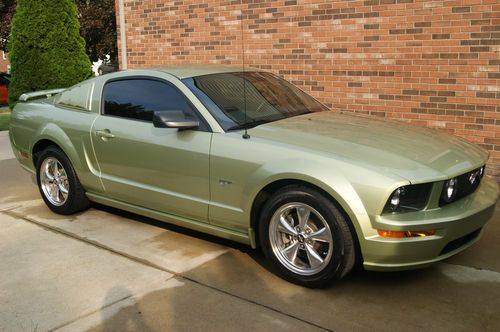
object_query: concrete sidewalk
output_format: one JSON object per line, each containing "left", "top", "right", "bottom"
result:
{"left": 0, "top": 131, "right": 14, "bottom": 161}
{"left": 1, "top": 131, "right": 499, "bottom": 331}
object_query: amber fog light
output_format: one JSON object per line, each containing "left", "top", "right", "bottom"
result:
{"left": 406, "top": 230, "right": 436, "bottom": 237}
{"left": 377, "top": 229, "right": 436, "bottom": 238}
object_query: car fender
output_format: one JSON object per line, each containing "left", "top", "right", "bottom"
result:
{"left": 31, "top": 123, "right": 84, "bottom": 173}
{"left": 242, "top": 158, "right": 375, "bottom": 241}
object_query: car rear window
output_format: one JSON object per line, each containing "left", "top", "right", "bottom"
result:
{"left": 55, "top": 82, "right": 93, "bottom": 111}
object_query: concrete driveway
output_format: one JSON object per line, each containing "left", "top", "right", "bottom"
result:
{"left": 1, "top": 130, "right": 499, "bottom": 332}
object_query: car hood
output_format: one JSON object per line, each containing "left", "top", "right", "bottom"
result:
{"left": 248, "top": 111, "right": 488, "bottom": 182}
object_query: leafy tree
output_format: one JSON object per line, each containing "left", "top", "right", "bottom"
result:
{"left": 8, "top": 0, "right": 92, "bottom": 107}
{"left": 0, "top": 0, "right": 16, "bottom": 51}
{"left": 77, "top": 0, "right": 118, "bottom": 64}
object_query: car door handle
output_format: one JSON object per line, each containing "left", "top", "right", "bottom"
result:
{"left": 95, "top": 129, "right": 115, "bottom": 139}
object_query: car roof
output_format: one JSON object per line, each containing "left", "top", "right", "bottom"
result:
{"left": 135, "top": 64, "right": 267, "bottom": 79}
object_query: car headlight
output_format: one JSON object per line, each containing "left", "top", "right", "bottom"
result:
{"left": 479, "top": 166, "right": 485, "bottom": 177}
{"left": 441, "top": 177, "right": 458, "bottom": 204}
{"left": 383, "top": 183, "right": 432, "bottom": 214}
{"left": 439, "top": 166, "right": 485, "bottom": 206}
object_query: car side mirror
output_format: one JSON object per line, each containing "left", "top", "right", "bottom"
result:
{"left": 153, "top": 111, "right": 200, "bottom": 129}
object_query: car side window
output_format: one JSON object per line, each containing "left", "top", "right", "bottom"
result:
{"left": 55, "top": 82, "right": 93, "bottom": 111}
{"left": 103, "top": 79, "right": 196, "bottom": 122}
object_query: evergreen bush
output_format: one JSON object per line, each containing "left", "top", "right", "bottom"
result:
{"left": 8, "top": 0, "right": 92, "bottom": 107}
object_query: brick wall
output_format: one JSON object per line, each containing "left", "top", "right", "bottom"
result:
{"left": 116, "top": 0, "right": 500, "bottom": 181}
{"left": 0, "top": 51, "right": 9, "bottom": 73}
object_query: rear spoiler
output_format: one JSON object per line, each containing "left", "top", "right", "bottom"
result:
{"left": 19, "top": 88, "right": 65, "bottom": 102}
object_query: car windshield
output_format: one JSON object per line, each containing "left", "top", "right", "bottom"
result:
{"left": 182, "top": 71, "right": 328, "bottom": 131}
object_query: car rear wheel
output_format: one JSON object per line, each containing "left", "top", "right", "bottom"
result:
{"left": 259, "top": 185, "right": 355, "bottom": 288}
{"left": 36, "top": 146, "right": 90, "bottom": 215}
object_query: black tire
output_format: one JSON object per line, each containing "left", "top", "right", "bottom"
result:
{"left": 35, "top": 146, "right": 90, "bottom": 215}
{"left": 258, "top": 185, "right": 355, "bottom": 288}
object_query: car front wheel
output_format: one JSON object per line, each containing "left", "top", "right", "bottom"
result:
{"left": 259, "top": 185, "right": 356, "bottom": 288}
{"left": 36, "top": 146, "right": 90, "bottom": 215}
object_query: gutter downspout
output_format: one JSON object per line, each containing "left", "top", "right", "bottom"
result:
{"left": 118, "top": 0, "right": 127, "bottom": 70}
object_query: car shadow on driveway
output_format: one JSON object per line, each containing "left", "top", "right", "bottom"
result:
{"left": 90, "top": 202, "right": 500, "bottom": 331}
{"left": 84, "top": 242, "right": 500, "bottom": 332}
{"left": 96, "top": 286, "right": 154, "bottom": 332}
{"left": 5, "top": 192, "right": 499, "bottom": 330}
{"left": 91, "top": 202, "right": 252, "bottom": 254}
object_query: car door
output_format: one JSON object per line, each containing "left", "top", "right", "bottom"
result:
{"left": 91, "top": 78, "right": 211, "bottom": 222}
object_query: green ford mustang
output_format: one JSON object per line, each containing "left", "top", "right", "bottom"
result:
{"left": 9, "top": 65, "right": 499, "bottom": 287}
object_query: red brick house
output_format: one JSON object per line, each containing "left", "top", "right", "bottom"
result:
{"left": 114, "top": 0, "right": 499, "bottom": 181}
{"left": 0, "top": 51, "right": 9, "bottom": 73}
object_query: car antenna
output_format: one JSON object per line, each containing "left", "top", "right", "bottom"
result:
{"left": 240, "top": 10, "right": 250, "bottom": 140}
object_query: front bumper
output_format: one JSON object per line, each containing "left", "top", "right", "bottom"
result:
{"left": 362, "top": 176, "right": 498, "bottom": 271}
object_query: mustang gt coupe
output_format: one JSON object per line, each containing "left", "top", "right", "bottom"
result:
{"left": 9, "top": 65, "right": 499, "bottom": 287}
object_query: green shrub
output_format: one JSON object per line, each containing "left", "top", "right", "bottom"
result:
{"left": 0, "top": 113, "right": 10, "bottom": 131}
{"left": 8, "top": 0, "right": 92, "bottom": 107}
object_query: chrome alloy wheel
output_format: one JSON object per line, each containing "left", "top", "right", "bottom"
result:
{"left": 40, "top": 157, "right": 69, "bottom": 206}
{"left": 269, "top": 202, "right": 334, "bottom": 276}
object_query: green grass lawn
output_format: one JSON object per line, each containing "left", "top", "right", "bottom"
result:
{"left": 0, "top": 110, "right": 10, "bottom": 131}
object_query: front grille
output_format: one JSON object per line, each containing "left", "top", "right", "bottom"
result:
{"left": 439, "top": 166, "right": 484, "bottom": 206}
{"left": 439, "top": 228, "right": 482, "bottom": 256}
